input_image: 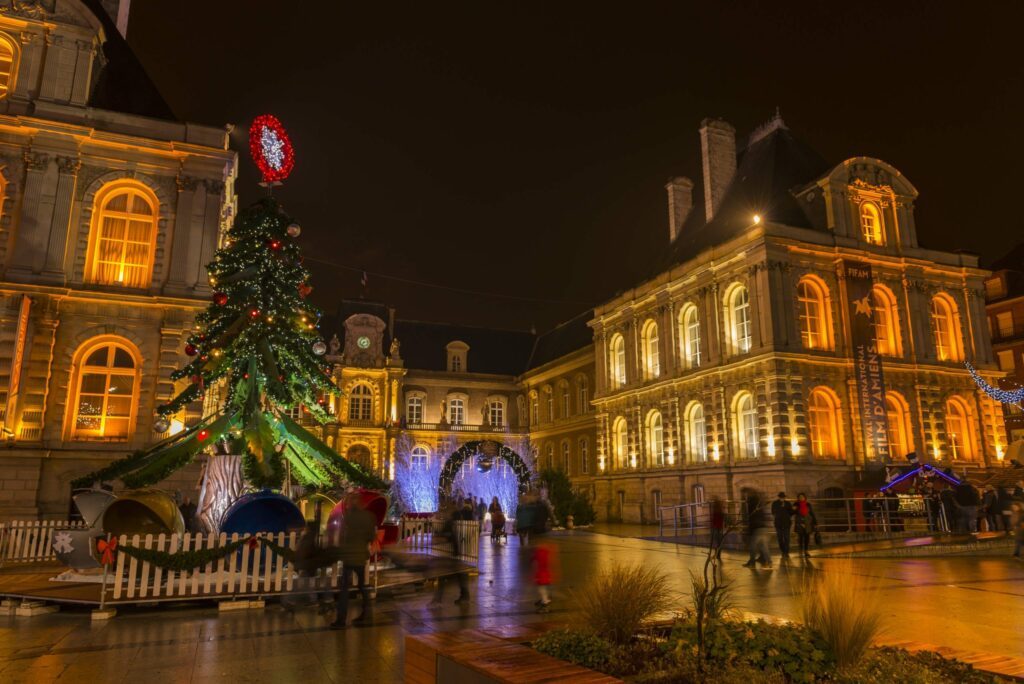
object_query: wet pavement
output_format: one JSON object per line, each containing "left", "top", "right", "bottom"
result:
{"left": 1, "top": 528, "right": 1022, "bottom": 682}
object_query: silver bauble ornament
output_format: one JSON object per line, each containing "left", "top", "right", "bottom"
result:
{"left": 312, "top": 340, "right": 327, "bottom": 355}
{"left": 287, "top": 223, "right": 302, "bottom": 237}
{"left": 476, "top": 456, "right": 493, "bottom": 473}
{"left": 153, "top": 416, "right": 170, "bottom": 433}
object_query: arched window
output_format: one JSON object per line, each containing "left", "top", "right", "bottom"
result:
{"left": 734, "top": 391, "right": 758, "bottom": 459}
{"left": 411, "top": 445, "right": 430, "bottom": 468}
{"left": 641, "top": 320, "right": 660, "bottom": 379}
{"left": 613, "top": 417, "right": 629, "bottom": 468}
{"left": 87, "top": 183, "right": 159, "bottom": 288}
{"left": 68, "top": 340, "right": 139, "bottom": 441}
{"left": 561, "top": 441, "right": 571, "bottom": 472}
{"left": 577, "top": 376, "right": 589, "bottom": 413}
{"left": 530, "top": 394, "right": 539, "bottom": 426}
{"left": 885, "top": 392, "right": 913, "bottom": 459}
{"left": 930, "top": 294, "right": 963, "bottom": 362}
{"left": 0, "top": 34, "right": 17, "bottom": 98}
{"left": 609, "top": 334, "right": 626, "bottom": 388}
{"left": 448, "top": 397, "right": 465, "bottom": 425}
{"left": 579, "top": 438, "right": 589, "bottom": 474}
{"left": 860, "top": 202, "right": 884, "bottom": 245}
{"left": 871, "top": 286, "right": 901, "bottom": 357}
{"left": 727, "top": 285, "right": 752, "bottom": 354}
{"left": 406, "top": 395, "right": 423, "bottom": 424}
{"left": 647, "top": 411, "right": 665, "bottom": 466}
{"left": 346, "top": 444, "right": 372, "bottom": 469}
{"left": 807, "top": 387, "right": 841, "bottom": 459}
{"left": 560, "top": 384, "right": 571, "bottom": 417}
{"left": 680, "top": 304, "right": 701, "bottom": 369}
{"left": 544, "top": 386, "right": 554, "bottom": 421}
{"left": 348, "top": 384, "right": 373, "bottom": 421}
{"left": 945, "top": 396, "right": 975, "bottom": 461}
{"left": 797, "top": 277, "right": 829, "bottom": 350}
{"left": 686, "top": 402, "right": 707, "bottom": 462}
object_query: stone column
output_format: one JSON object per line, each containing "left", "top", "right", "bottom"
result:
{"left": 41, "top": 156, "right": 80, "bottom": 281}
{"left": 194, "top": 180, "right": 224, "bottom": 295}
{"left": 70, "top": 40, "right": 96, "bottom": 106}
{"left": 164, "top": 175, "right": 198, "bottom": 293}
{"left": 7, "top": 152, "right": 50, "bottom": 278}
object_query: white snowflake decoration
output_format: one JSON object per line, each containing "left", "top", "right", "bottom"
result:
{"left": 260, "top": 126, "right": 286, "bottom": 171}
{"left": 52, "top": 532, "right": 74, "bottom": 554}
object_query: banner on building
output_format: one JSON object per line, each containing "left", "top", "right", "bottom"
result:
{"left": 844, "top": 260, "right": 891, "bottom": 461}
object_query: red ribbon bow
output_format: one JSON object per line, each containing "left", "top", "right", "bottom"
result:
{"left": 247, "top": 537, "right": 259, "bottom": 550}
{"left": 97, "top": 538, "right": 118, "bottom": 565}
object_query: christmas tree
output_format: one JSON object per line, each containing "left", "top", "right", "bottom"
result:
{"left": 75, "top": 116, "right": 384, "bottom": 493}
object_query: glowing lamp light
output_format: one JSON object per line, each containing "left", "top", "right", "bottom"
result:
{"left": 766, "top": 436, "right": 776, "bottom": 458}
{"left": 995, "top": 445, "right": 1005, "bottom": 460}
{"left": 168, "top": 419, "right": 184, "bottom": 436}
{"left": 249, "top": 114, "right": 295, "bottom": 185}
{"left": 197, "top": 429, "right": 209, "bottom": 442}
{"left": 666, "top": 447, "right": 675, "bottom": 465}
{"left": 790, "top": 438, "right": 801, "bottom": 456}
{"left": 630, "top": 453, "right": 637, "bottom": 468}
{"left": 712, "top": 444, "right": 720, "bottom": 461}
{"left": 752, "top": 214, "right": 762, "bottom": 224}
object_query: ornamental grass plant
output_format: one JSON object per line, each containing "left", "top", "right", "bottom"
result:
{"left": 800, "top": 560, "right": 884, "bottom": 670}
{"left": 571, "top": 563, "right": 673, "bottom": 644}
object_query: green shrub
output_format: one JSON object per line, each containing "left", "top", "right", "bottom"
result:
{"left": 838, "top": 648, "right": 1006, "bottom": 684}
{"left": 572, "top": 563, "right": 673, "bottom": 644}
{"left": 669, "top": 618, "right": 834, "bottom": 683}
{"left": 570, "top": 491, "right": 597, "bottom": 525}
{"left": 533, "top": 628, "right": 613, "bottom": 671}
{"left": 537, "top": 467, "right": 595, "bottom": 525}
{"left": 800, "top": 560, "right": 883, "bottom": 670}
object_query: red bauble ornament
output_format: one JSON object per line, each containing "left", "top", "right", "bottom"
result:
{"left": 250, "top": 309, "right": 260, "bottom": 318}
{"left": 185, "top": 343, "right": 198, "bottom": 356}
{"left": 249, "top": 114, "right": 295, "bottom": 185}
{"left": 213, "top": 292, "right": 228, "bottom": 306}
{"left": 198, "top": 429, "right": 209, "bottom": 442}
{"left": 298, "top": 283, "right": 313, "bottom": 298}
{"left": 268, "top": 239, "right": 282, "bottom": 251}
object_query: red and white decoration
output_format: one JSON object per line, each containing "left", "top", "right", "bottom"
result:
{"left": 249, "top": 114, "right": 295, "bottom": 185}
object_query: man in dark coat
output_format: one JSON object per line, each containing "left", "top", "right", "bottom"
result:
{"left": 330, "top": 492, "right": 378, "bottom": 629}
{"left": 771, "top": 492, "right": 794, "bottom": 560}
{"left": 953, "top": 481, "right": 980, "bottom": 534}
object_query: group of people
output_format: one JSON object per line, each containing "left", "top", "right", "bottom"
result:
{"left": 740, "top": 491, "right": 818, "bottom": 568}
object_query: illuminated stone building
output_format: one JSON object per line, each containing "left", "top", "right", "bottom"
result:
{"left": 983, "top": 250, "right": 1024, "bottom": 444}
{"left": 0, "top": 1, "right": 236, "bottom": 518}
{"left": 589, "top": 114, "right": 1005, "bottom": 522}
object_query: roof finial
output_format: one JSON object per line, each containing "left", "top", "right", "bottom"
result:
{"left": 747, "top": 108, "right": 788, "bottom": 147}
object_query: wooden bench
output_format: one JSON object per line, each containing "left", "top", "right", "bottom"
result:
{"left": 405, "top": 629, "right": 621, "bottom": 683}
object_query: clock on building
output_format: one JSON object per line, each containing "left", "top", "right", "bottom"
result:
{"left": 357, "top": 336, "right": 371, "bottom": 349}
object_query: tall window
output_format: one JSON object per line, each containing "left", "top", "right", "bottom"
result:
{"left": 647, "top": 411, "right": 665, "bottom": 466}
{"left": 945, "top": 396, "right": 974, "bottom": 460}
{"left": 871, "top": 286, "right": 901, "bottom": 357}
{"left": 411, "top": 445, "right": 429, "bottom": 468}
{"left": 406, "top": 395, "right": 423, "bottom": 424}
{"left": 88, "top": 184, "right": 158, "bottom": 288}
{"left": 930, "top": 294, "right": 962, "bottom": 362}
{"left": 448, "top": 397, "right": 465, "bottom": 425}
{"left": 562, "top": 441, "right": 571, "bottom": 472}
{"left": 580, "top": 438, "right": 589, "bottom": 474}
{"left": 577, "top": 376, "right": 589, "bottom": 413}
{"left": 0, "top": 35, "right": 16, "bottom": 98}
{"left": 642, "top": 320, "right": 660, "bottom": 379}
{"left": 561, "top": 385, "right": 571, "bottom": 417}
{"left": 680, "top": 304, "right": 701, "bottom": 368}
{"left": 728, "top": 285, "right": 752, "bottom": 354}
{"left": 609, "top": 334, "right": 626, "bottom": 388}
{"left": 545, "top": 388, "right": 554, "bottom": 421}
{"left": 530, "top": 396, "right": 539, "bottom": 425}
{"left": 348, "top": 384, "right": 372, "bottom": 421}
{"left": 735, "top": 391, "right": 758, "bottom": 459}
{"left": 885, "top": 392, "right": 913, "bottom": 459}
{"left": 797, "top": 278, "right": 829, "bottom": 350}
{"left": 488, "top": 400, "right": 504, "bottom": 427}
{"left": 687, "top": 402, "right": 707, "bottom": 462}
{"left": 69, "top": 341, "right": 138, "bottom": 441}
{"left": 807, "top": 387, "right": 841, "bottom": 458}
{"left": 860, "top": 202, "right": 884, "bottom": 245}
{"left": 613, "top": 417, "right": 629, "bottom": 468}
{"left": 546, "top": 443, "right": 554, "bottom": 469}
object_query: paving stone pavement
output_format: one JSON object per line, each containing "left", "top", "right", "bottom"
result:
{"left": 1, "top": 527, "right": 1022, "bottom": 682}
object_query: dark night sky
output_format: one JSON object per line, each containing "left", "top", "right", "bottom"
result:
{"left": 129, "top": 1, "right": 1024, "bottom": 332}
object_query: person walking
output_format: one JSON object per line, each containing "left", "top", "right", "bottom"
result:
{"left": 709, "top": 497, "right": 726, "bottom": 557}
{"left": 954, "top": 480, "right": 980, "bottom": 534}
{"left": 771, "top": 492, "right": 794, "bottom": 560}
{"left": 997, "top": 486, "right": 1014, "bottom": 532}
{"left": 432, "top": 498, "right": 475, "bottom": 605}
{"left": 794, "top": 493, "right": 818, "bottom": 559}
{"left": 330, "top": 492, "right": 378, "bottom": 629}
{"left": 516, "top": 493, "right": 536, "bottom": 546}
{"left": 533, "top": 542, "right": 557, "bottom": 612}
{"left": 488, "top": 496, "right": 506, "bottom": 542}
{"left": 982, "top": 486, "right": 998, "bottom": 532}
{"left": 742, "top": 491, "right": 773, "bottom": 569}
{"left": 475, "top": 496, "right": 487, "bottom": 525}
{"left": 939, "top": 486, "right": 957, "bottom": 533}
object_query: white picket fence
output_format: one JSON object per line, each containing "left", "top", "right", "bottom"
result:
{"left": 107, "top": 531, "right": 376, "bottom": 603}
{"left": 0, "top": 520, "right": 87, "bottom": 565}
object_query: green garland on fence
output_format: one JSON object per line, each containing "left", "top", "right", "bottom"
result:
{"left": 118, "top": 536, "right": 254, "bottom": 572}
{"left": 258, "top": 535, "right": 297, "bottom": 562}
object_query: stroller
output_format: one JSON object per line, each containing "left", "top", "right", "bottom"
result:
{"left": 490, "top": 509, "right": 507, "bottom": 543}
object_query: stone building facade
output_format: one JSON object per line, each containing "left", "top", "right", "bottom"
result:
{"left": 0, "top": 1, "right": 236, "bottom": 518}
{"left": 983, "top": 257, "right": 1024, "bottom": 444}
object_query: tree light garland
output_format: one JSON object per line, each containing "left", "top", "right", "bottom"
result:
{"left": 966, "top": 361, "right": 1024, "bottom": 405}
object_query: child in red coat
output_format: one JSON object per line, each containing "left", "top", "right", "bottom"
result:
{"left": 532, "top": 542, "right": 557, "bottom": 612}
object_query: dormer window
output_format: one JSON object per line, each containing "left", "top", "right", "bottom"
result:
{"left": 860, "top": 202, "right": 884, "bottom": 245}
{"left": 446, "top": 341, "right": 469, "bottom": 372}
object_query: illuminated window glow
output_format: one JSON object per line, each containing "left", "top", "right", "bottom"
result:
{"left": 609, "top": 334, "right": 626, "bottom": 388}
{"left": 735, "top": 391, "right": 758, "bottom": 459}
{"left": 945, "top": 396, "right": 975, "bottom": 461}
{"left": 641, "top": 320, "right": 660, "bottom": 379}
{"left": 348, "top": 384, "right": 372, "bottom": 421}
{"left": 797, "top": 277, "right": 829, "bottom": 350}
{"left": 69, "top": 341, "right": 138, "bottom": 441}
{"left": 885, "top": 392, "right": 913, "bottom": 459}
{"left": 680, "top": 304, "right": 701, "bottom": 369}
{"left": 0, "top": 35, "right": 16, "bottom": 98}
{"left": 88, "top": 184, "right": 158, "bottom": 288}
{"left": 728, "top": 285, "right": 752, "bottom": 354}
{"left": 930, "top": 294, "right": 963, "bottom": 362}
{"left": 808, "top": 387, "right": 841, "bottom": 458}
{"left": 871, "top": 286, "right": 901, "bottom": 357}
{"left": 860, "top": 202, "right": 885, "bottom": 245}
{"left": 647, "top": 410, "right": 664, "bottom": 466}
{"left": 686, "top": 402, "right": 707, "bottom": 462}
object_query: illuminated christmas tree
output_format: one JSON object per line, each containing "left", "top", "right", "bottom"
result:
{"left": 75, "top": 115, "right": 384, "bottom": 498}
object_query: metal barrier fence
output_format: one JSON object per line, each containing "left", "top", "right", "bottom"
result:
{"left": 657, "top": 496, "right": 953, "bottom": 539}
{"left": 396, "top": 518, "right": 481, "bottom": 563}
{"left": 0, "top": 520, "right": 88, "bottom": 566}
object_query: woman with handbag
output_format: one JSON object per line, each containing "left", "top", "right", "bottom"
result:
{"left": 794, "top": 493, "right": 818, "bottom": 559}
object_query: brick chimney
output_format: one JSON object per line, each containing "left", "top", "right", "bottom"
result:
{"left": 699, "top": 118, "right": 737, "bottom": 221}
{"left": 665, "top": 176, "right": 694, "bottom": 242}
